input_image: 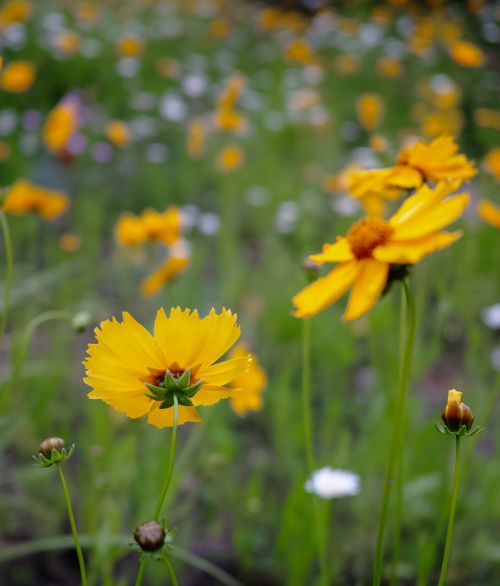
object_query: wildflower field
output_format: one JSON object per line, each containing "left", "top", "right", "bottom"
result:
{"left": 1, "top": 0, "right": 500, "bottom": 584}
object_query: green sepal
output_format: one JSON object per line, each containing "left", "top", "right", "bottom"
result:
{"left": 144, "top": 368, "right": 203, "bottom": 408}
{"left": 434, "top": 420, "right": 484, "bottom": 438}
{"left": 33, "top": 444, "right": 75, "bottom": 468}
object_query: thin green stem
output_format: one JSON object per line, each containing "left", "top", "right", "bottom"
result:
{"left": 437, "top": 436, "right": 461, "bottom": 586}
{"left": 302, "top": 319, "right": 329, "bottom": 586}
{"left": 134, "top": 395, "right": 180, "bottom": 586}
{"left": 373, "top": 279, "right": 416, "bottom": 586}
{"left": 56, "top": 464, "right": 88, "bottom": 586}
{"left": 164, "top": 556, "right": 179, "bottom": 586}
{"left": 0, "top": 209, "right": 14, "bottom": 345}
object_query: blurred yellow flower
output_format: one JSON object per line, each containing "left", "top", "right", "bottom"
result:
{"left": 477, "top": 200, "right": 500, "bottom": 229}
{"left": 76, "top": 2, "right": 100, "bottom": 25}
{"left": 3, "top": 179, "right": 69, "bottom": 220}
{"left": 84, "top": 307, "right": 250, "bottom": 427}
{"left": 377, "top": 56, "right": 403, "bottom": 78}
{"left": 115, "top": 207, "right": 182, "bottom": 246}
{"left": 284, "top": 39, "right": 317, "bottom": 65}
{"left": 116, "top": 33, "right": 144, "bottom": 58}
{"left": 43, "top": 101, "right": 78, "bottom": 153}
{"left": 186, "top": 118, "right": 207, "bottom": 160}
{"left": 483, "top": 148, "right": 500, "bottom": 181}
{"left": 105, "top": 120, "right": 131, "bottom": 148}
{"left": 475, "top": 108, "right": 500, "bottom": 131}
{"left": 0, "top": 60, "right": 35, "bottom": 93}
{"left": 293, "top": 181, "right": 469, "bottom": 320}
{"left": 0, "top": 0, "right": 31, "bottom": 28}
{"left": 356, "top": 93, "right": 384, "bottom": 131}
{"left": 54, "top": 30, "right": 81, "bottom": 56}
{"left": 209, "top": 18, "right": 231, "bottom": 39}
{"left": 334, "top": 54, "right": 361, "bottom": 76}
{"left": 214, "top": 108, "right": 246, "bottom": 133}
{"left": 229, "top": 343, "right": 266, "bottom": 417}
{"left": 449, "top": 40, "right": 485, "bottom": 68}
{"left": 141, "top": 255, "right": 190, "bottom": 298}
{"left": 59, "top": 233, "right": 81, "bottom": 253}
{"left": 216, "top": 144, "right": 244, "bottom": 172}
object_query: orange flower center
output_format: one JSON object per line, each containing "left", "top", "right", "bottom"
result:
{"left": 346, "top": 217, "right": 393, "bottom": 259}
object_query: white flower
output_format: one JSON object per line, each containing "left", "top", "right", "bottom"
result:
{"left": 305, "top": 467, "right": 361, "bottom": 499}
{"left": 481, "top": 303, "right": 500, "bottom": 329}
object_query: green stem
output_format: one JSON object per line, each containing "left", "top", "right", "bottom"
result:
{"left": 56, "top": 464, "right": 88, "bottom": 586}
{"left": 302, "top": 319, "right": 329, "bottom": 586}
{"left": 437, "top": 436, "right": 461, "bottom": 586}
{"left": 164, "top": 556, "right": 179, "bottom": 586}
{"left": 373, "top": 279, "right": 416, "bottom": 586}
{"left": 0, "top": 310, "right": 71, "bottom": 412}
{"left": 0, "top": 209, "right": 14, "bottom": 345}
{"left": 134, "top": 395, "right": 180, "bottom": 586}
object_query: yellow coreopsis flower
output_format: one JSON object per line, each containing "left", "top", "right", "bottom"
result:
{"left": 84, "top": 307, "right": 251, "bottom": 427}
{"left": 115, "top": 208, "right": 182, "bottom": 246}
{"left": 293, "top": 181, "right": 469, "bottom": 320}
{"left": 186, "top": 118, "right": 207, "bottom": 160}
{"left": 477, "top": 200, "right": 500, "bottom": 229}
{"left": 229, "top": 344, "right": 266, "bottom": 417}
{"left": 483, "top": 148, "right": 500, "bottom": 182}
{"left": 43, "top": 102, "right": 78, "bottom": 153}
{"left": 356, "top": 93, "right": 384, "bottom": 131}
{"left": 141, "top": 255, "right": 190, "bottom": 298}
{"left": 105, "top": 120, "right": 131, "bottom": 148}
{"left": 3, "top": 179, "right": 69, "bottom": 220}
{"left": 0, "top": 0, "right": 31, "bottom": 28}
{"left": 0, "top": 60, "right": 35, "bottom": 93}
{"left": 54, "top": 30, "right": 81, "bottom": 56}
{"left": 216, "top": 144, "right": 244, "bottom": 172}
{"left": 449, "top": 40, "right": 485, "bottom": 68}
{"left": 116, "top": 33, "right": 144, "bottom": 58}
{"left": 284, "top": 39, "right": 317, "bottom": 65}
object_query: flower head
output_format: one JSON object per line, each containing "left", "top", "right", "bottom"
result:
{"left": 84, "top": 307, "right": 250, "bottom": 428}
{"left": 141, "top": 255, "right": 189, "bottom": 298}
{"left": 441, "top": 389, "right": 474, "bottom": 432}
{"left": 0, "top": 60, "right": 35, "bottom": 93}
{"left": 228, "top": 344, "right": 266, "bottom": 416}
{"left": 305, "top": 467, "right": 361, "bottom": 499}
{"left": 43, "top": 100, "right": 78, "bottom": 154}
{"left": 3, "top": 179, "right": 69, "bottom": 220}
{"left": 477, "top": 200, "right": 500, "bottom": 229}
{"left": 293, "top": 181, "right": 469, "bottom": 320}
{"left": 115, "top": 207, "right": 182, "bottom": 246}
{"left": 105, "top": 120, "right": 131, "bottom": 148}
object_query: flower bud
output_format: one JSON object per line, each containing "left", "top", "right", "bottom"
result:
{"left": 134, "top": 521, "right": 166, "bottom": 552}
{"left": 39, "top": 437, "right": 65, "bottom": 457}
{"left": 441, "top": 389, "right": 474, "bottom": 432}
{"left": 72, "top": 311, "right": 91, "bottom": 333}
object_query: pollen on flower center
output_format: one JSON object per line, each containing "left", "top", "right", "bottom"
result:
{"left": 346, "top": 217, "right": 393, "bottom": 259}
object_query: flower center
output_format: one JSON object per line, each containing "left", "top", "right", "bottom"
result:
{"left": 346, "top": 217, "right": 393, "bottom": 259}
{"left": 142, "top": 363, "right": 202, "bottom": 409}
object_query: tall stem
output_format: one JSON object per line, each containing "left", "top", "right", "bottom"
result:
{"left": 373, "top": 279, "right": 416, "bottom": 586}
{"left": 437, "top": 436, "right": 461, "bottom": 586}
{"left": 164, "top": 555, "right": 180, "bottom": 586}
{"left": 302, "top": 319, "right": 329, "bottom": 586}
{"left": 134, "top": 395, "right": 180, "bottom": 586}
{"left": 56, "top": 464, "right": 88, "bottom": 586}
{"left": 0, "top": 209, "right": 14, "bottom": 346}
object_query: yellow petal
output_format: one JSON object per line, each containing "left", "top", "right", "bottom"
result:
{"left": 147, "top": 404, "right": 201, "bottom": 428}
{"left": 342, "top": 259, "right": 389, "bottom": 321}
{"left": 293, "top": 261, "right": 360, "bottom": 318}
{"left": 373, "top": 231, "right": 462, "bottom": 264}
{"left": 309, "top": 238, "right": 354, "bottom": 263}
{"left": 477, "top": 199, "right": 500, "bottom": 228}
{"left": 387, "top": 165, "right": 423, "bottom": 189}
{"left": 199, "top": 355, "right": 250, "bottom": 386}
{"left": 192, "top": 385, "right": 235, "bottom": 406}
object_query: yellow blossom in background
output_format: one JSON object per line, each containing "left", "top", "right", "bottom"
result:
{"left": 217, "top": 73, "right": 246, "bottom": 110}
{"left": 186, "top": 118, "right": 207, "bottom": 160}
{"left": 229, "top": 343, "right": 266, "bottom": 416}
{"left": 0, "top": 60, "right": 35, "bottom": 93}
{"left": 3, "top": 179, "right": 69, "bottom": 220}
{"left": 0, "top": 140, "right": 11, "bottom": 162}
{"left": 483, "top": 148, "right": 500, "bottom": 181}
{"left": 141, "top": 255, "right": 190, "bottom": 297}
{"left": 209, "top": 18, "right": 231, "bottom": 39}
{"left": 474, "top": 108, "right": 500, "bottom": 131}
{"left": 356, "top": 93, "right": 384, "bottom": 131}
{"left": 0, "top": 0, "right": 31, "bottom": 28}
{"left": 54, "top": 30, "right": 81, "bottom": 56}
{"left": 293, "top": 181, "right": 469, "bottom": 320}
{"left": 116, "top": 33, "right": 144, "bottom": 58}
{"left": 216, "top": 144, "right": 244, "bottom": 172}
{"left": 258, "top": 7, "right": 282, "bottom": 30}
{"left": 420, "top": 109, "right": 463, "bottom": 139}
{"left": 214, "top": 108, "right": 246, "bottom": 133}
{"left": 377, "top": 56, "right": 403, "bottom": 77}
{"left": 284, "top": 39, "right": 317, "bottom": 65}
{"left": 449, "top": 40, "right": 485, "bottom": 68}
{"left": 477, "top": 200, "right": 500, "bottom": 229}
{"left": 334, "top": 54, "right": 361, "bottom": 76}
{"left": 43, "top": 101, "right": 78, "bottom": 153}
{"left": 59, "top": 233, "right": 81, "bottom": 253}
{"left": 347, "top": 168, "right": 403, "bottom": 216}
{"left": 156, "top": 57, "right": 181, "bottom": 79}
{"left": 105, "top": 120, "right": 131, "bottom": 148}
{"left": 75, "top": 2, "right": 100, "bottom": 25}
{"left": 115, "top": 207, "right": 182, "bottom": 246}
{"left": 369, "top": 134, "right": 389, "bottom": 153}
{"left": 84, "top": 307, "right": 250, "bottom": 427}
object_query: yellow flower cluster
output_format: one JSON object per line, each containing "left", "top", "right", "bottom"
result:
{"left": 2, "top": 179, "right": 69, "bottom": 220}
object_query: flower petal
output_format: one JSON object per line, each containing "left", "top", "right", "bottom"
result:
{"left": 342, "top": 259, "right": 389, "bottom": 321}
{"left": 199, "top": 355, "right": 250, "bottom": 386}
{"left": 147, "top": 404, "right": 201, "bottom": 428}
{"left": 309, "top": 238, "right": 354, "bottom": 263}
{"left": 373, "top": 231, "right": 463, "bottom": 264}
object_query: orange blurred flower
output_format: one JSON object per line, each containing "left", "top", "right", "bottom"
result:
{"left": 115, "top": 207, "right": 182, "bottom": 246}
{"left": 3, "top": 179, "right": 69, "bottom": 220}
{"left": 449, "top": 40, "right": 485, "bottom": 68}
{"left": 356, "top": 93, "right": 384, "bottom": 131}
{"left": 105, "top": 120, "right": 131, "bottom": 148}
{"left": 43, "top": 101, "right": 78, "bottom": 154}
{"left": 216, "top": 144, "right": 244, "bottom": 172}
{"left": 229, "top": 343, "right": 266, "bottom": 416}
{"left": 141, "top": 255, "right": 190, "bottom": 297}
{"left": 477, "top": 200, "right": 500, "bottom": 229}
{"left": 0, "top": 60, "right": 35, "bottom": 93}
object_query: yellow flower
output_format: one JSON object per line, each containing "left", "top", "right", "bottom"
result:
{"left": 214, "top": 108, "right": 246, "bottom": 133}
{"left": 293, "top": 181, "right": 469, "bottom": 320}
{"left": 105, "top": 120, "right": 131, "bottom": 148}
{"left": 284, "top": 39, "right": 317, "bottom": 65}
{"left": 229, "top": 344, "right": 266, "bottom": 417}
{"left": 449, "top": 40, "right": 485, "bottom": 68}
{"left": 0, "top": 0, "right": 31, "bottom": 28}
{"left": 477, "top": 200, "right": 500, "bottom": 229}
{"left": 216, "top": 144, "right": 244, "bottom": 172}
{"left": 377, "top": 56, "right": 403, "bottom": 78}
{"left": 356, "top": 93, "right": 384, "bottom": 131}
{"left": 0, "top": 60, "right": 35, "bottom": 93}
{"left": 441, "top": 389, "right": 474, "bottom": 432}
{"left": 217, "top": 73, "right": 246, "bottom": 110}
{"left": 141, "top": 255, "right": 190, "bottom": 298}
{"left": 186, "top": 118, "right": 207, "bottom": 160}
{"left": 54, "top": 30, "right": 81, "bottom": 56}
{"left": 347, "top": 168, "right": 402, "bottom": 216}
{"left": 59, "top": 233, "right": 81, "bottom": 253}
{"left": 3, "top": 179, "right": 69, "bottom": 220}
{"left": 483, "top": 148, "right": 500, "bottom": 181}
{"left": 116, "top": 34, "right": 144, "bottom": 58}
{"left": 43, "top": 102, "right": 78, "bottom": 153}
{"left": 83, "top": 307, "right": 250, "bottom": 427}
{"left": 115, "top": 207, "right": 182, "bottom": 246}
{"left": 334, "top": 54, "right": 361, "bottom": 76}
{"left": 209, "top": 18, "right": 231, "bottom": 39}
{"left": 475, "top": 108, "right": 500, "bottom": 131}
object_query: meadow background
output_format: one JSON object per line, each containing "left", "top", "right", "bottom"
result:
{"left": 1, "top": 0, "right": 500, "bottom": 584}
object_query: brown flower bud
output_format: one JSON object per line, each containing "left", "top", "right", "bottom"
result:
{"left": 134, "top": 521, "right": 166, "bottom": 552}
{"left": 39, "top": 437, "right": 65, "bottom": 457}
{"left": 441, "top": 389, "right": 474, "bottom": 432}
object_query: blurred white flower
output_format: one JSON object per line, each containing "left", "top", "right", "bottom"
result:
{"left": 305, "top": 467, "right": 361, "bottom": 499}
{"left": 481, "top": 304, "right": 500, "bottom": 329}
